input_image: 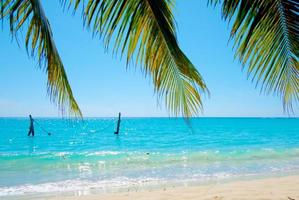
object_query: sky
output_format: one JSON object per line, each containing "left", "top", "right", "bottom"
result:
{"left": 0, "top": 0, "right": 297, "bottom": 117}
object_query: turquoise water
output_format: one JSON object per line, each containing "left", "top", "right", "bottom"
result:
{"left": 0, "top": 117, "right": 298, "bottom": 196}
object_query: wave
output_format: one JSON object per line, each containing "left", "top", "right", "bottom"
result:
{"left": 1, "top": 148, "right": 299, "bottom": 162}
{"left": 0, "top": 177, "right": 164, "bottom": 197}
{"left": 1, "top": 148, "right": 299, "bottom": 178}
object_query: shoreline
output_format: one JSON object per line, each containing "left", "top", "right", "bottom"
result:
{"left": 46, "top": 175, "right": 299, "bottom": 200}
{"left": 5, "top": 173, "right": 299, "bottom": 200}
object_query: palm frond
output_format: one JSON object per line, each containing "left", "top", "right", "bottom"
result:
{"left": 209, "top": 0, "right": 299, "bottom": 112}
{"left": 63, "top": 0, "right": 208, "bottom": 117}
{"left": 2, "top": 0, "right": 82, "bottom": 116}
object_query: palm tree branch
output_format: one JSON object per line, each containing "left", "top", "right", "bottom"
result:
{"left": 64, "top": 0, "right": 208, "bottom": 117}
{"left": 2, "top": 0, "right": 82, "bottom": 116}
{"left": 209, "top": 0, "right": 299, "bottom": 112}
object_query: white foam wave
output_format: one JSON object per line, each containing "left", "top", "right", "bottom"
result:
{"left": 0, "top": 177, "right": 164, "bottom": 197}
{"left": 86, "top": 151, "right": 121, "bottom": 156}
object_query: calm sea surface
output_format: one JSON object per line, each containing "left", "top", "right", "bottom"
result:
{"left": 0, "top": 117, "right": 298, "bottom": 197}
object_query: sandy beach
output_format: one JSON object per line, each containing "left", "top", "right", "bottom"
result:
{"left": 45, "top": 175, "right": 299, "bottom": 200}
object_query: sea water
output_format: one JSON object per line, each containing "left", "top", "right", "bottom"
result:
{"left": 0, "top": 117, "right": 298, "bottom": 197}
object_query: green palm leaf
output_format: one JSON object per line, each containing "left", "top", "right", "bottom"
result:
{"left": 1, "top": 0, "right": 82, "bottom": 116}
{"left": 209, "top": 0, "right": 299, "bottom": 112}
{"left": 63, "top": 0, "right": 208, "bottom": 117}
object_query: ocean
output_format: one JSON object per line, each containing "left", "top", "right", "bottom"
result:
{"left": 0, "top": 117, "right": 298, "bottom": 197}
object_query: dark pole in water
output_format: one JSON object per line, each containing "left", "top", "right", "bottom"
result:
{"left": 114, "top": 112, "right": 121, "bottom": 134}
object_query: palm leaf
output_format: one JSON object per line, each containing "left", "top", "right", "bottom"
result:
{"left": 63, "top": 0, "right": 208, "bottom": 117}
{"left": 209, "top": 0, "right": 299, "bottom": 112}
{"left": 2, "top": 0, "right": 82, "bottom": 116}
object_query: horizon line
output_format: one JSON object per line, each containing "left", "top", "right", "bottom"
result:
{"left": 0, "top": 116, "right": 297, "bottom": 119}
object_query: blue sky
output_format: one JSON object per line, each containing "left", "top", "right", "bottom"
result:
{"left": 0, "top": 0, "right": 297, "bottom": 117}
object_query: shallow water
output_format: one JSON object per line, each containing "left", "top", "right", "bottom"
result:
{"left": 0, "top": 117, "right": 298, "bottom": 196}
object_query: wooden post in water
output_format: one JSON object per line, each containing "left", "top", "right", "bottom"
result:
{"left": 114, "top": 112, "right": 121, "bottom": 134}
